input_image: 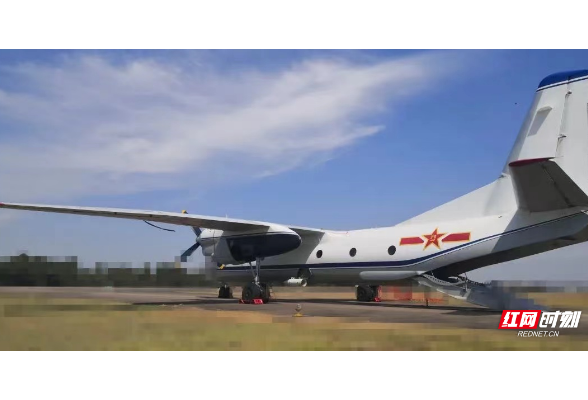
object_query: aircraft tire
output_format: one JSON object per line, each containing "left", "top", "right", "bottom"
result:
{"left": 260, "top": 283, "right": 270, "bottom": 303}
{"left": 218, "top": 286, "right": 233, "bottom": 299}
{"left": 369, "top": 285, "right": 381, "bottom": 299}
{"left": 356, "top": 284, "right": 374, "bottom": 302}
{"left": 242, "top": 282, "right": 262, "bottom": 302}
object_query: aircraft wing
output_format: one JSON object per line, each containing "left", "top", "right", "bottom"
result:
{"left": 0, "top": 201, "right": 326, "bottom": 235}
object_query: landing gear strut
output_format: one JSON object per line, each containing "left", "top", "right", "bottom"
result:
{"left": 240, "top": 257, "right": 271, "bottom": 304}
{"left": 356, "top": 284, "right": 381, "bottom": 302}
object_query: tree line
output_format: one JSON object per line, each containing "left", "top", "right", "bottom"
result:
{"left": 0, "top": 253, "right": 213, "bottom": 287}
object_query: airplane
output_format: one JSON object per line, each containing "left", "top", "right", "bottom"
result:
{"left": 2, "top": 69, "right": 588, "bottom": 309}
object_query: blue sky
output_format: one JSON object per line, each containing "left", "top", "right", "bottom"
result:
{"left": 2, "top": 50, "right": 588, "bottom": 280}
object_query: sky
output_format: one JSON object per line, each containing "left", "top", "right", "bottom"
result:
{"left": 2, "top": 49, "right": 588, "bottom": 280}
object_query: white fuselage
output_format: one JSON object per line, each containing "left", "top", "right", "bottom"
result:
{"left": 206, "top": 207, "right": 588, "bottom": 285}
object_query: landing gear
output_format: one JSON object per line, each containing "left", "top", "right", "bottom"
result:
{"left": 218, "top": 285, "right": 233, "bottom": 299}
{"left": 241, "top": 282, "right": 270, "bottom": 303}
{"left": 240, "top": 257, "right": 271, "bottom": 304}
{"left": 356, "top": 284, "right": 381, "bottom": 302}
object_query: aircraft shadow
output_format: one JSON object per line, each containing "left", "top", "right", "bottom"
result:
{"left": 132, "top": 298, "right": 236, "bottom": 306}
{"left": 132, "top": 296, "right": 501, "bottom": 314}
{"left": 272, "top": 298, "right": 502, "bottom": 314}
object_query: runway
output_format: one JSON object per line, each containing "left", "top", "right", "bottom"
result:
{"left": 0, "top": 286, "right": 505, "bottom": 330}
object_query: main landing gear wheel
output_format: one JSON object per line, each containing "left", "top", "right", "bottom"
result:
{"left": 260, "top": 283, "right": 270, "bottom": 303}
{"left": 218, "top": 285, "right": 233, "bottom": 299}
{"left": 242, "top": 282, "right": 262, "bottom": 302}
{"left": 240, "top": 257, "right": 271, "bottom": 304}
{"left": 356, "top": 284, "right": 381, "bottom": 302}
{"left": 241, "top": 282, "right": 270, "bottom": 303}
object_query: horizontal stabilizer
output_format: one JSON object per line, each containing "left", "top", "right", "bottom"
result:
{"left": 509, "top": 158, "right": 588, "bottom": 212}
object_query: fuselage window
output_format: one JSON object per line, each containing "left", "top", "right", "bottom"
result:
{"left": 349, "top": 248, "right": 357, "bottom": 257}
{"left": 388, "top": 245, "right": 396, "bottom": 256}
{"left": 316, "top": 250, "right": 323, "bottom": 258}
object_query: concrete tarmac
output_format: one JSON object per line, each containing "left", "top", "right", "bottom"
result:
{"left": 0, "top": 286, "right": 507, "bottom": 330}
{"left": 6, "top": 286, "right": 588, "bottom": 333}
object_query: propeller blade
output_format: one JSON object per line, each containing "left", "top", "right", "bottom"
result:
{"left": 180, "top": 242, "right": 200, "bottom": 262}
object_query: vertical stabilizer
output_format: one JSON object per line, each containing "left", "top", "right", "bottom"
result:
{"left": 399, "top": 70, "right": 588, "bottom": 225}
{"left": 504, "top": 70, "right": 588, "bottom": 211}
{"left": 504, "top": 70, "right": 588, "bottom": 179}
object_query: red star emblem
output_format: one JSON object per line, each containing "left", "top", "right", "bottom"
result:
{"left": 422, "top": 228, "right": 446, "bottom": 250}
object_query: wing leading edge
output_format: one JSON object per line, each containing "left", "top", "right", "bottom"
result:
{"left": 0, "top": 201, "right": 326, "bottom": 236}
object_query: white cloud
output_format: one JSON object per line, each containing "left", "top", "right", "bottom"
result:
{"left": 0, "top": 51, "right": 462, "bottom": 202}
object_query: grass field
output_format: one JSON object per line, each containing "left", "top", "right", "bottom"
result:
{"left": 1, "top": 293, "right": 588, "bottom": 350}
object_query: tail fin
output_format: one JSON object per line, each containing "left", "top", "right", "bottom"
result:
{"left": 505, "top": 70, "right": 588, "bottom": 212}
{"left": 182, "top": 210, "right": 202, "bottom": 236}
{"left": 399, "top": 70, "right": 588, "bottom": 225}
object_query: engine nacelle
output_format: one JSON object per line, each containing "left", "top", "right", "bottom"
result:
{"left": 284, "top": 277, "right": 308, "bottom": 287}
{"left": 204, "top": 226, "right": 302, "bottom": 265}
